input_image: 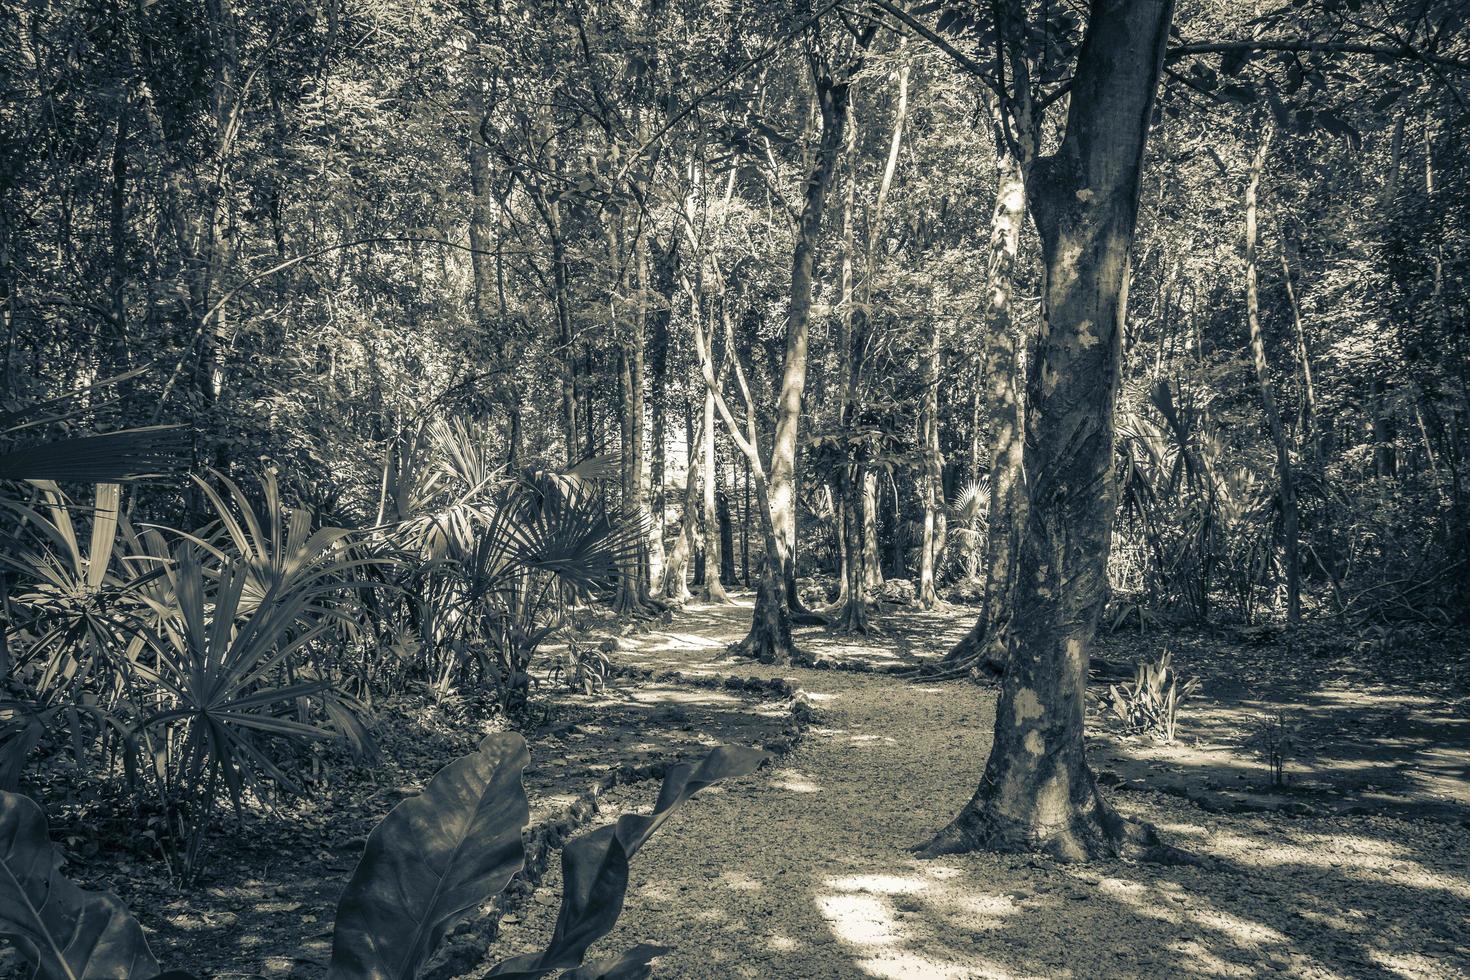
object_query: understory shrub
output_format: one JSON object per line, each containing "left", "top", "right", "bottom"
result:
{"left": 1242, "top": 710, "right": 1311, "bottom": 788}
{"left": 0, "top": 739, "right": 766, "bottom": 979}
{"left": 941, "top": 576, "right": 986, "bottom": 605}
{"left": 1104, "top": 648, "right": 1200, "bottom": 742}
{"left": 0, "top": 445, "right": 643, "bottom": 879}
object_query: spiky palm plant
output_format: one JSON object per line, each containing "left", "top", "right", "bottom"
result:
{"left": 132, "top": 547, "right": 363, "bottom": 878}
{"left": 945, "top": 475, "right": 991, "bottom": 582}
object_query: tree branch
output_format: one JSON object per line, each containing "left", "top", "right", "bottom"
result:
{"left": 1167, "top": 39, "right": 1470, "bottom": 73}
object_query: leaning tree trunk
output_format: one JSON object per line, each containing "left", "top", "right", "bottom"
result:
{"left": 1245, "top": 126, "right": 1300, "bottom": 626}
{"left": 695, "top": 297, "right": 799, "bottom": 663}
{"left": 922, "top": 0, "right": 1186, "bottom": 863}
{"left": 745, "top": 71, "right": 850, "bottom": 650}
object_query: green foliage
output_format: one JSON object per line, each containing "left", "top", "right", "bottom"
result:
{"left": 0, "top": 741, "right": 765, "bottom": 980}
{"left": 0, "top": 790, "right": 160, "bottom": 978}
{"left": 1243, "top": 710, "right": 1311, "bottom": 788}
{"left": 133, "top": 547, "right": 360, "bottom": 879}
{"left": 1105, "top": 649, "right": 1201, "bottom": 742}
{"left": 944, "top": 477, "right": 991, "bottom": 583}
{"left": 552, "top": 637, "right": 612, "bottom": 695}
{"left": 485, "top": 744, "right": 766, "bottom": 978}
{"left": 330, "top": 734, "right": 532, "bottom": 980}
{"left": 1, "top": 471, "right": 379, "bottom": 877}
{"left": 871, "top": 579, "right": 916, "bottom": 605}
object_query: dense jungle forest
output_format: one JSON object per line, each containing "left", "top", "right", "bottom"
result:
{"left": 2, "top": 0, "right": 1468, "bottom": 976}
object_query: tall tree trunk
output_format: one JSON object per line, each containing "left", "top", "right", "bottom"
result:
{"left": 663, "top": 398, "right": 699, "bottom": 602}
{"left": 745, "top": 70, "right": 851, "bottom": 652}
{"left": 701, "top": 387, "right": 730, "bottom": 602}
{"left": 1246, "top": 127, "right": 1300, "bottom": 626}
{"left": 742, "top": 454, "right": 751, "bottom": 585}
{"left": 923, "top": 0, "right": 1184, "bottom": 862}
{"left": 647, "top": 237, "right": 676, "bottom": 592}
{"left": 831, "top": 117, "right": 866, "bottom": 638}
{"left": 919, "top": 315, "right": 945, "bottom": 608}
{"left": 695, "top": 296, "right": 796, "bottom": 662}
{"left": 944, "top": 135, "right": 1032, "bottom": 667}
{"left": 718, "top": 486, "right": 738, "bottom": 584}
{"left": 615, "top": 345, "right": 643, "bottom": 615}
{"left": 630, "top": 235, "right": 655, "bottom": 606}
{"left": 834, "top": 465, "right": 870, "bottom": 632}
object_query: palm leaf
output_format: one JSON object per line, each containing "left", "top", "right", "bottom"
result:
{"left": 0, "top": 426, "right": 184, "bottom": 483}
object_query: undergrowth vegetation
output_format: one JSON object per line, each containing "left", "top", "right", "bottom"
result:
{"left": 0, "top": 421, "right": 644, "bottom": 881}
{"left": 0, "top": 738, "right": 765, "bottom": 978}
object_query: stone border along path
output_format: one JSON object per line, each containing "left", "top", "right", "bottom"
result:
{"left": 473, "top": 596, "right": 1470, "bottom": 980}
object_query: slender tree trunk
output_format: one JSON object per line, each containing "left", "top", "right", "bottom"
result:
{"left": 1246, "top": 127, "right": 1300, "bottom": 626}
{"left": 647, "top": 238, "right": 676, "bottom": 592}
{"left": 765, "top": 73, "right": 850, "bottom": 621}
{"left": 663, "top": 399, "right": 698, "bottom": 602}
{"left": 108, "top": 104, "right": 131, "bottom": 371}
{"left": 742, "top": 455, "right": 751, "bottom": 585}
{"left": 548, "top": 212, "right": 580, "bottom": 465}
{"left": 919, "top": 316, "right": 945, "bottom": 608}
{"left": 832, "top": 99, "right": 861, "bottom": 620}
{"left": 615, "top": 346, "right": 642, "bottom": 614}
{"left": 702, "top": 387, "right": 730, "bottom": 602}
{"left": 695, "top": 296, "right": 798, "bottom": 662}
{"left": 923, "top": 0, "right": 1185, "bottom": 862}
{"left": 1276, "top": 226, "right": 1316, "bottom": 444}
{"left": 944, "top": 135, "right": 1032, "bottom": 667}
{"left": 834, "top": 466, "right": 870, "bottom": 632}
{"left": 630, "top": 236, "right": 655, "bottom": 606}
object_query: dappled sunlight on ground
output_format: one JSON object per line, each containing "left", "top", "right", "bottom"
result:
{"left": 489, "top": 601, "right": 1469, "bottom": 979}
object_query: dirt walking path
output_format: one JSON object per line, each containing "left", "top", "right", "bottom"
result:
{"left": 491, "top": 597, "right": 1470, "bottom": 980}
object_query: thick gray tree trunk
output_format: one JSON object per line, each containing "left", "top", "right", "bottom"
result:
{"left": 922, "top": 0, "right": 1187, "bottom": 863}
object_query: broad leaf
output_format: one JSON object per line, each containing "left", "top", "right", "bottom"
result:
{"left": 488, "top": 746, "right": 767, "bottom": 979}
{"left": 0, "top": 427, "right": 183, "bottom": 483}
{"left": 0, "top": 789, "right": 160, "bottom": 979}
{"left": 557, "top": 943, "right": 671, "bottom": 980}
{"left": 328, "top": 732, "right": 532, "bottom": 980}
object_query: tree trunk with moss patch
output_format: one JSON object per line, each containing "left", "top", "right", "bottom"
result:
{"left": 923, "top": 0, "right": 1184, "bottom": 862}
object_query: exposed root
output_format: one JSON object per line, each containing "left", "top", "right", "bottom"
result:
{"left": 915, "top": 792, "right": 1208, "bottom": 867}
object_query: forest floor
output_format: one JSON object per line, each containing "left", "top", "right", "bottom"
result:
{"left": 490, "top": 597, "right": 1470, "bottom": 980}
{"left": 10, "top": 598, "right": 1469, "bottom": 979}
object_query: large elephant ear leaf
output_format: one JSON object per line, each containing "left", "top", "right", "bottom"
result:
{"left": 0, "top": 789, "right": 160, "bottom": 979}
{"left": 328, "top": 732, "right": 532, "bottom": 980}
{"left": 488, "top": 745, "right": 767, "bottom": 980}
{"left": 556, "top": 943, "right": 670, "bottom": 980}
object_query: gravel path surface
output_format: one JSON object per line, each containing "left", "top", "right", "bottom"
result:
{"left": 489, "top": 599, "right": 1470, "bottom": 979}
